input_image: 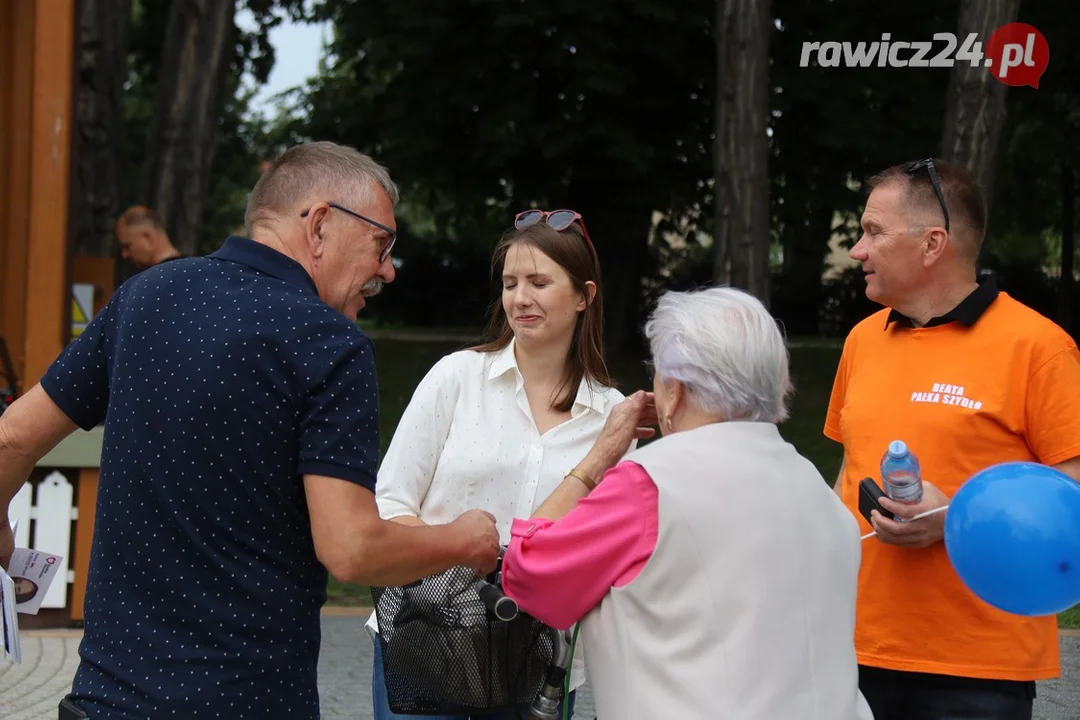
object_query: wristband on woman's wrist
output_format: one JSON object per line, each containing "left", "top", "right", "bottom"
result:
{"left": 565, "top": 468, "right": 596, "bottom": 491}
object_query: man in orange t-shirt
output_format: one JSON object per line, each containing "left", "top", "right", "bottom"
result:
{"left": 825, "top": 158, "right": 1080, "bottom": 720}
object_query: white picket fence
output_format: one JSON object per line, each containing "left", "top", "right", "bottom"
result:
{"left": 7, "top": 471, "right": 75, "bottom": 609}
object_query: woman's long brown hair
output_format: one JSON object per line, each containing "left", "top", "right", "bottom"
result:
{"left": 470, "top": 221, "right": 613, "bottom": 412}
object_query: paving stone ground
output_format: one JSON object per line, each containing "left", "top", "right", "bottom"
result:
{"left": 2, "top": 616, "right": 1077, "bottom": 719}
{"left": 0, "top": 631, "right": 83, "bottom": 720}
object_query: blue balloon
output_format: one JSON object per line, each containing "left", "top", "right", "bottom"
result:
{"left": 945, "top": 461, "right": 1080, "bottom": 617}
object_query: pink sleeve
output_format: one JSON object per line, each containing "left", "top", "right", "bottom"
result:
{"left": 501, "top": 461, "right": 659, "bottom": 630}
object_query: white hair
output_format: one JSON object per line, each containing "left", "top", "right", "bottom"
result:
{"left": 644, "top": 286, "right": 793, "bottom": 423}
{"left": 244, "top": 141, "right": 400, "bottom": 232}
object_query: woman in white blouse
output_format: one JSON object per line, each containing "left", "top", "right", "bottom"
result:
{"left": 368, "top": 209, "right": 627, "bottom": 720}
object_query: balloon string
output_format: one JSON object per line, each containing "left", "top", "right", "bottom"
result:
{"left": 861, "top": 505, "right": 950, "bottom": 540}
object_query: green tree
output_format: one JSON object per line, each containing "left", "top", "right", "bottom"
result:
{"left": 122, "top": 0, "right": 300, "bottom": 262}
{"left": 986, "top": 1, "right": 1080, "bottom": 334}
{"left": 768, "top": 0, "right": 958, "bottom": 335}
{"left": 284, "top": 0, "right": 715, "bottom": 349}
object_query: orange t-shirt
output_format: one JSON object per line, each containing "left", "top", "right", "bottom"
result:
{"left": 825, "top": 291, "right": 1080, "bottom": 681}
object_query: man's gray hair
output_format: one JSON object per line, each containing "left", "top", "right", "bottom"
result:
{"left": 644, "top": 287, "right": 793, "bottom": 423}
{"left": 244, "top": 141, "right": 400, "bottom": 232}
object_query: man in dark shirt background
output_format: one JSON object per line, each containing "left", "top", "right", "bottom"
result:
{"left": 0, "top": 141, "right": 500, "bottom": 718}
{"left": 114, "top": 205, "right": 184, "bottom": 269}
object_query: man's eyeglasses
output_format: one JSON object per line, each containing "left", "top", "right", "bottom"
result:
{"left": 514, "top": 209, "right": 595, "bottom": 253}
{"left": 301, "top": 202, "right": 397, "bottom": 263}
{"left": 904, "top": 158, "right": 951, "bottom": 233}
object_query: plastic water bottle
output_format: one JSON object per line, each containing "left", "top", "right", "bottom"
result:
{"left": 880, "top": 440, "right": 923, "bottom": 513}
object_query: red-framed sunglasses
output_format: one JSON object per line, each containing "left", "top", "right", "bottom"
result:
{"left": 514, "top": 209, "right": 595, "bottom": 252}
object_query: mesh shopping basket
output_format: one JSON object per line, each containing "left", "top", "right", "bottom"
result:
{"left": 372, "top": 564, "right": 556, "bottom": 716}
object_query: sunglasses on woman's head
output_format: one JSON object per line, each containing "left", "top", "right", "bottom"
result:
{"left": 514, "top": 209, "right": 595, "bottom": 253}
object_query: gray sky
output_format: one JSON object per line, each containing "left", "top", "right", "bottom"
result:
{"left": 236, "top": 10, "right": 330, "bottom": 114}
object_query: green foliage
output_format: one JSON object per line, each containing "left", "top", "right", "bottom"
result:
{"left": 119, "top": 0, "right": 1080, "bottom": 333}
{"left": 294, "top": 0, "right": 714, "bottom": 217}
{"left": 122, "top": 0, "right": 170, "bottom": 208}
{"left": 123, "top": 0, "right": 296, "bottom": 254}
{"left": 1061, "top": 604, "right": 1080, "bottom": 630}
{"left": 770, "top": 0, "right": 958, "bottom": 196}
{"left": 326, "top": 576, "right": 372, "bottom": 606}
{"left": 767, "top": 0, "right": 959, "bottom": 334}
{"left": 200, "top": 82, "right": 273, "bottom": 254}
{"left": 986, "top": 1, "right": 1080, "bottom": 274}
{"left": 273, "top": 0, "right": 716, "bottom": 339}
{"left": 235, "top": 0, "right": 309, "bottom": 87}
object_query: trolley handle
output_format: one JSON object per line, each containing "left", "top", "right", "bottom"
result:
{"left": 473, "top": 578, "right": 519, "bottom": 622}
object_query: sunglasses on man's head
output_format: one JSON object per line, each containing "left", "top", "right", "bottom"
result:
{"left": 904, "top": 158, "right": 951, "bottom": 233}
{"left": 514, "top": 209, "right": 595, "bottom": 253}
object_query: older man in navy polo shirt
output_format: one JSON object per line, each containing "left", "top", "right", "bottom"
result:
{"left": 0, "top": 141, "right": 500, "bottom": 719}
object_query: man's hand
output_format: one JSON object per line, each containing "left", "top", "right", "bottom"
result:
{"left": 447, "top": 509, "right": 501, "bottom": 575}
{"left": 0, "top": 385, "right": 78, "bottom": 570}
{"left": 587, "top": 391, "right": 657, "bottom": 472}
{"left": 871, "top": 481, "right": 950, "bottom": 548}
{"left": 0, "top": 521, "right": 12, "bottom": 570}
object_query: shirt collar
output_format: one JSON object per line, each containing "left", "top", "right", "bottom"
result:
{"left": 486, "top": 338, "right": 608, "bottom": 415}
{"left": 486, "top": 339, "right": 519, "bottom": 380}
{"left": 885, "top": 272, "right": 999, "bottom": 329}
{"left": 209, "top": 236, "right": 318, "bottom": 296}
{"left": 571, "top": 375, "right": 609, "bottom": 415}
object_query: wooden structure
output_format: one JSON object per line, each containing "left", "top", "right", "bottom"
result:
{"left": 0, "top": 0, "right": 75, "bottom": 390}
{"left": 1, "top": 0, "right": 107, "bottom": 627}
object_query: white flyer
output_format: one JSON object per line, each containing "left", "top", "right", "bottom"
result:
{"left": 1, "top": 568, "right": 20, "bottom": 663}
{"left": 6, "top": 548, "right": 64, "bottom": 615}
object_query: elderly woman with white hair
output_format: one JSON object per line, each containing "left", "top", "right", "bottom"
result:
{"left": 501, "top": 286, "right": 874, "bottom": 720}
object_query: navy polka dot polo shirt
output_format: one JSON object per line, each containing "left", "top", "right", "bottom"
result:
{"left": 42, "top": 236, "right": 380, "bottom": 719}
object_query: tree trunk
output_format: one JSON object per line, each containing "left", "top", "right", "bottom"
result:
{"left": 141, "top": 0, "right": 237, "bottom": 257}
{"left": 939, "top": 0, "right": 1022, "bottom": 218}
{"left": 1060, "top": 163, "right": 1075, "bottom": 334}
{"left": 713, "top": 0, "right": 772, "bottom": 308}
{"left": 73, "top": 0, "right": 133, "bottom": 257}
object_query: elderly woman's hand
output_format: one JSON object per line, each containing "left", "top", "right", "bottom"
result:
{"left": 582, "top": 391, "right": 657, "bottom": 477}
